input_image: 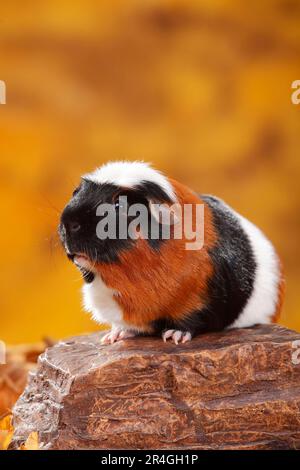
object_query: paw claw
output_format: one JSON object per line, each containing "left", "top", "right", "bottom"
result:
{"left": 173, "top": 330, "right": 182, "bottom": 344}
{"left": 118, "top": 330, "right": 136, "bottom": 340}
{"left": 101, "top": 328, "right": 136, "bottom": 345}
{"left": 163, "top": 329, "right": 175, "bottom": 342}
{"left": 100, "top": 332, "right": 113, "bottom": 345}
{"left": 182, "top": 332, "right": 192, "bottom": 343}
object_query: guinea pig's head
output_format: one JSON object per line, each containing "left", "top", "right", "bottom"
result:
{"left": 58, "top": 161, "right": 176, "bottom": 280}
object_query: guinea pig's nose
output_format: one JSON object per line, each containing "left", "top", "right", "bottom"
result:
{"left": 68, "top": 221, "right": 81, "bottom": 233}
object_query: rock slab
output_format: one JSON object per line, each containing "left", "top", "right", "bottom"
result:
{"left": 12, "top": 324, "right": 300, "bottom": 449}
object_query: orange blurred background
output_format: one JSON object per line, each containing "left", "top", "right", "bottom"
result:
{"left": 0, "top": 0, "right": 299, "bottom": 344}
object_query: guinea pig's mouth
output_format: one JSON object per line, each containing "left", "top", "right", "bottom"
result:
{"left": 67, "top": 251, "right": 94, "bottom": 270}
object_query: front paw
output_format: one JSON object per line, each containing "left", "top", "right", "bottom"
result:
{"left": 100, "top": 328, "right": 136, "bottom": 345}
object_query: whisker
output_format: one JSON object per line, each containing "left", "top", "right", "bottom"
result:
{"left": 37, "top": 191, "right": 61, "bottom": 215}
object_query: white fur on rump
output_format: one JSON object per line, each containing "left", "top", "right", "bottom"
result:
{"left": 229, "top": 212, "right": 281, "bottom": 328}
{"left": 85, "top": 160, "right": 176, "bottom": 201}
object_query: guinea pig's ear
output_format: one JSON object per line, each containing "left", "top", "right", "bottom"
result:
{"left": 148, "top": 200, "right": 180, "bottom": 226}
{"left": 136, "top": 180, "right": 179, "bottom": 226}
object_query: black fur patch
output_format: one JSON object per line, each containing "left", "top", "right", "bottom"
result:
{"left": 151, "top": 195, "right": 256, "bottom": 336}
{"left": 135, "top": 180, "right": 173, "bottom": 204}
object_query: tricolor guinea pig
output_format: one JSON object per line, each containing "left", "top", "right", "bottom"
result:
{"left": 59, "top": 161, "right": 284, "bottom": 345}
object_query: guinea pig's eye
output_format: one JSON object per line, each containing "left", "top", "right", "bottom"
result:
{"left": 114, "top": 196, "right": 127, "bottom": 211}
{"left": 114, "top": 200, "right": 123, "bottom": 210}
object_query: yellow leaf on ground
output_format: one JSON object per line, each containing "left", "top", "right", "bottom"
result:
{"left": 0, "top": 414, "right": 13, "bottom": 432}
{"left": 0, "top": 430, "right": 14, "bottom": 450}
{"left": 20, "top": 431, "right": 39, "bottom": 450}
{"left": 0, "top": 414, "right": 14, "bottom": 450}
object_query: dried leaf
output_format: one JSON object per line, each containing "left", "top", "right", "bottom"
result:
{"left": 0, "top": 414, "right": 13, "bottom": 450}
{"left": 0, "top": 430, "right": 14, "bottom": 450}
{"left": 20, "top": 431, "right": 39, "bottom": 450}
{"left": 0, "top": 414, "right": 13, "bottom": 431}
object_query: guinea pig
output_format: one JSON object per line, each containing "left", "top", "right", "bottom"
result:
{"left": 59, "top": 161, "right": 285, "bottom": 345}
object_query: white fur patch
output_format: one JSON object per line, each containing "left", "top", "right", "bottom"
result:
{"left": 229, "top": 212, "right": 280, "bottom": 328}
{"left": 85, "top": 161, "right": 176, "bottom": 201}
{"left": 82, "top": 275, "right": 128, "bottom": 329}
